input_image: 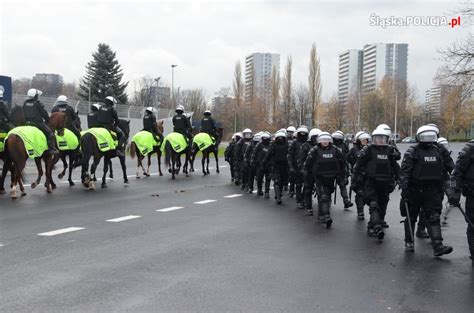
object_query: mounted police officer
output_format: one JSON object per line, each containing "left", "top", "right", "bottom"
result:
{"left": 352, "top": 128, "right": 400, "bottom": 240}
{"left": 288, "top": 126, "right": 309, "bottom": 209}
{"left": 200, "top": 110, "right": 218, "bottom": 141}
{"left": 300, "top": 128, "right": 321, "bottom": 216}
{"left": 332, "top": 130, "right": 353, "bottom": 209}
{"left": 23, "top": 88, "right": 58, "bottom": 154}
{"left": 304, "top": 132, "right": 346, "bottom": 228}
{"left": 251, "top": 132, "right": 272, "bottom": 198}
{"left": 87, "top": 103, "right": 101, "bottom": 129}
{"left": 234, "top": 128, "right": 253, "bottom": 189}
{"left": 400, "top": 125, "right": 454, "bottom": 257}
{"left": 97, "top": 96, "right": 126, "bottom": 157}
{"left": 143, "top": 107, "right": 161, "bottom": 143}
{"left": 348, "top": 131, "right": 371, "bottom": 220}
{"left": 225, "top": 132, "right": 241, "bottom": 183}
{"left": 51, "top": 95, "right": 81, "bottom": 140}
{"left": 262, "top": 131, "right": 289, "bottom": 204}
{"left": 0, "top": 90, "right": 12, "bottom": 132}
{"left": 172, "top": 105, "right": 192, "bottom": 141}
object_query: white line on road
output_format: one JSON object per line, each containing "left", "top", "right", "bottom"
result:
{"left": 38, "top": 227, "right": 85, "bottom": 236}
{"left": 156, "top": 206, "right": 184, "bottom": 212}
{"left": 194, "top": 199, "right": 217, "bottom": 204}
{"left": 219, "top": 165, "right": 228, "bottom": 168}
{"left": 224, "top": 194, "right": 243, "bottom": 198}
{"left": 106, "top": 215, "right": 141, "bottom": 222}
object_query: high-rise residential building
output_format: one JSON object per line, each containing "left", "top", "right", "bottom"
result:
{"left": 361, "top": 43, "right": 408, "bottom": 94}
{"left": 244, "top": 53, "right": 280, "bottom": 106}
{"left": 337, "top": 49, "right": 363, "bottom": 105}
{"left": 425, "top": 84, "right": 459, "bottom": 118}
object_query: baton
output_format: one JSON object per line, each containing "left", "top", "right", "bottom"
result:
{"left": 453, "top": 204, "right": 474, "bottom": 228}
{"left": 404, "top": 201, "right": 415, "bottom": 245}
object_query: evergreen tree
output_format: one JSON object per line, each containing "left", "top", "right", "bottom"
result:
{"left": 79, "top": 43, "right": 128, "bottom": 104}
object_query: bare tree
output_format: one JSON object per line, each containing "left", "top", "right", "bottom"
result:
{"left": 281, "top": 56, "right": 293, "bottom": 126}
{"left": 270, "top": 64, "right": 280, "bottom": 124}
{"left": 295, "top": 84, "right": 309, "bottom": 126}
{"left": 308, "top": 43, "right": 322, "bottom": 127}
{"left": 180, "top": 89, "right": 207, "bottom": 118}
{"left": 12, "top": 78, "right": 32, "bottom": 95}
{"left": 232, "top": 61, "right": 244, "bottom": 131}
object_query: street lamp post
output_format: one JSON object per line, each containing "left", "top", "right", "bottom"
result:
{"left": 171, "top": 64, "right": 178, "bottom": 105}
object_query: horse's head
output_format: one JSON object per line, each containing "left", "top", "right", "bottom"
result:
{"left": 118, "top": 119, "right": 131, "bottom": 140}
{"left": 74, "top": 111, "right": 82, "bottom": 131}
{"left": 49, "top": 112, "right": 66, "bottom": 132}
{"left": 157, "top": 119, "right": 164, "bottom": 135}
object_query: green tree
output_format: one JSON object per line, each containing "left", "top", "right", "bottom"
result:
{"left": 79, "top": 43, "right": 128, "bottom": 104}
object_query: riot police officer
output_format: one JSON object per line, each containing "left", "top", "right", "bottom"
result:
{"left": 87, "top": 103, "right": 101, "bottom": 128}
{"left": 201, "top": 110, "right": 218, "bottom": 140}
{"left": 244, "top": 132, "right": 261, "bottom": 193}
{"left": 288, "top": 127, "right": 309, "bottom": 209}
{"left": 262, "top": 131, "right": 289, "bottom": 204}
{"left": 0, "top": 90, "right": 12, "bottom": 132}
{"left": 451, "top": 139, "right": 474, "bottom": 261}
{"left": 304, "top": 132, "right": 346, "bottom": 228}
{"left": 51, "top": 95, "right": 81, "bottom": 140}
{"left": 172, "top": 105, "right": 192, "bottom": 140}
{"left": 286, "top": 126, "right": 297, "bottom": 195}
{"left": 225, "top": 132, "right": 241, "bottom": 183}
{"left": 234, "top": 128, "right": 253, "bottom": 189}
{"left": 332, "top": 130, "right": 353, "bottom": 209}
{"left": 143, "top": 107, "right": 161, "bottom": 143}
{"left": 97, "top": 96, "right": 126, "bottom": 156}
{"left": 348, "top": 131, "right": 371, "bottom": 220}
{"left": 251, "top": 132, "right": 272, "bottom": 198}
{"left": 300, "top": 128, "right": 321, "bottom": 216}
{"left": 400, "top": 125, "right": 453, "bottom": 257}
{"left": 352, "top": 128, "right": 400, "bottom": 240}
{"left": 23, "top": 89, "right": 58, "bottom": 154}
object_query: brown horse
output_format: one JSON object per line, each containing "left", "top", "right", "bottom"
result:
{"left": 190, "top": 127, "right": 224, "bottom": 175}
{"left": 6, "top": 112, "right": 66, "bottom": 199}
{"left": 130, "top": 120, "right": 165, "bottom": 178}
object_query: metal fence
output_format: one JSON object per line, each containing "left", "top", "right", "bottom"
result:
{"left": 11, "top": 94, "right": 177, "bottom": 120}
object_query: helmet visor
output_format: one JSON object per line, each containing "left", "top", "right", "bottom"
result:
{"left": 372, "top": 135, "right": 388, "bottom": 146}
{"left": 419, "top": 131, "right": 437, "bottom": 143}
{"left": 243, "top": 132, "right": 252, "bottom": 139}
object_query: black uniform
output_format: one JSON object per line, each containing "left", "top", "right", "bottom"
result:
{"left": 143, "top": 112, "right": 161, "bottom": 143}
{"left": 304, "top": 145, "right": 346, "bottom": 225}
{"left": 334, "top": 139, "right": 352, "bottom": 208}
{"left": 347, "top": 143, "right": 365, "bottom": 218}
{"left": 288, "top": 133, "right": 308, "bottom": 207}
{"left": 251, "top": 140, "right": 271, "bottom": 197}
{"left": 201, "top": 116, "right": 218, "bottom": 140}
{"left": 400, "top": 142, "right": 454, "bottom": 256}
{"left": 225, "top": 140, "right": 237, "bottom": 182}
{"left": 262, "top": 137, "right": 289, "bottom": 204}
{"left": 244, "top": 139, "right": 259, "bottom": 192}
{"left": 172, "top": 113, "right": 192, "bottom": 139}
{"left": 300, "top": 139, "right": 317, "bottom": 215}
{"left": 87, "top": 111, "right": 100, "bottom": 128}
{"left": 0, "top": 100, "right": 12, "bottom": 132}
{"left": 352, "top": 144, "right": 400, "bottom": 239}
{"left": 51, "top": 103, "right": 80, "bottom": 140}
{"left": 452, "top": 140, "right": 474, "bottom": 259}
{"left": 234, "top": 137, "right": 252, "bottom": 188}
{"left": 23, "top": 98, "right": 56, "bottom": 151}
{"left": 97, "top": 103, "right": 126, "bottom": 148}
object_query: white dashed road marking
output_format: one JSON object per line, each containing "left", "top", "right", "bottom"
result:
{"left": 194, "top": 199, "right": 217, "bottom": 204}
{"left": 224, "top": 194, "right": 243, "bottom": 198}
{"left": 157, "top": 206, "right": 184, "bottom": 212}
{"left": 106, "top": 215, "right": 141, "bottom": 222}
{"left": 38, "top": 227, "right": 85, "bottom": 236}
{"left": 219, "top": 165, "right": 228, "bottom": 168}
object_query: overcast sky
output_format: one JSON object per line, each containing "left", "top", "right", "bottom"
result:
{"left": 0, "top": 0, "right": 470, "bottom": 101}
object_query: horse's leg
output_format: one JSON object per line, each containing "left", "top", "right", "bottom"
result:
{"left": 184, "top": 152, "right": 189, "bottom": 177}
{"left": 109, "top": 158, "right": 114, "bottom": 179}
{"left": 147, "top": 154, "right": 152, "bottom": 176}
{"left": 206, "top": 152, "right": 210, "bottom": 174}
{"left": 0, "top": 161, "right": 9, "bottom": 194}
{"left": 44, "top": 154, "right": 54, "bottom": 193}
{"left": 202, "top": 152, "right": 206, "bottom": 175}
{"left": 101, "top": 156, "right": 109, "bottom": 188}
{"left": 119, "top": 155, "right": 128, "bottom": 184}
{"left": 90, "top": 154, "right": 101, "bottom": 190}
{"left": 31, "top": 158, "right": 43, "bottom": 189}
{"left": 68, "top": 153, "right": 75, "bottom": 186}
{"left": 157, "top": 151, "right": 163, "bottom": 176}
{"left": 215, "top": 147, "right": 220, "bottom": 174}
{"left": 171, "top": 153, "right": 176, "bottom": 179}
{"left": 57, "top": 154, "right": 67, "bottom": 179}
{"left": 140, "top": 155, "right": 148, "bottom": 177}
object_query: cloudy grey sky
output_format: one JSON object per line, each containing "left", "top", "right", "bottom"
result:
{"left": 0, "top": 0, "right": 470, "bottom": 101}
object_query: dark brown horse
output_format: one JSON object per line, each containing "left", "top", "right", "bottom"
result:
{"left": 6, "top": 112, "right": 66, "bottom": 199}
{"left": 190, "top": 128, "right": 223, "bottom": 175}
{"left": 80, "top": 119, "right": 130, "bottom": 190}
{"left": 130, "top": 120, "right": 165, "bottom": 178}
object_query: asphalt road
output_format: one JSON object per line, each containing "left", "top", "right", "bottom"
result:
{"left": 1, "top": 143, "right": 473, "bottom": 313}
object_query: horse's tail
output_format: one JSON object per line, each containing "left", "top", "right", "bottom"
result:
{"left": 130, "top": 142, "right": 137, "bottom": 159}
{"left": 80, "top": 133, "right": 95, "bottom": 169}
{"left": 164, "top": 141, "right": 171, "bottom": 166}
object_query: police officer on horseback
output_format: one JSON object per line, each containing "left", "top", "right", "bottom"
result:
{"left": 172, "top": 105, "right": 192, "bottom": 141}
{"left": 23, "top": 88, "right": 58, "bottom": 155}
{"left": 87, "top": 103, "right": 101, "bottom": 128}
{"left": 51, "top": 95, "right": 81, "bottom": 140}
{"left": 143, "top": 106, "right": 161, "bottom": 143}
{"left": 200, "top": 110, "right": 218, "bottom": 141}
{"left": 0, "top": 90, "right": 13, "bottom": 132}
{"left": 97, "top": 96, "right": 126, "bottom": 157}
